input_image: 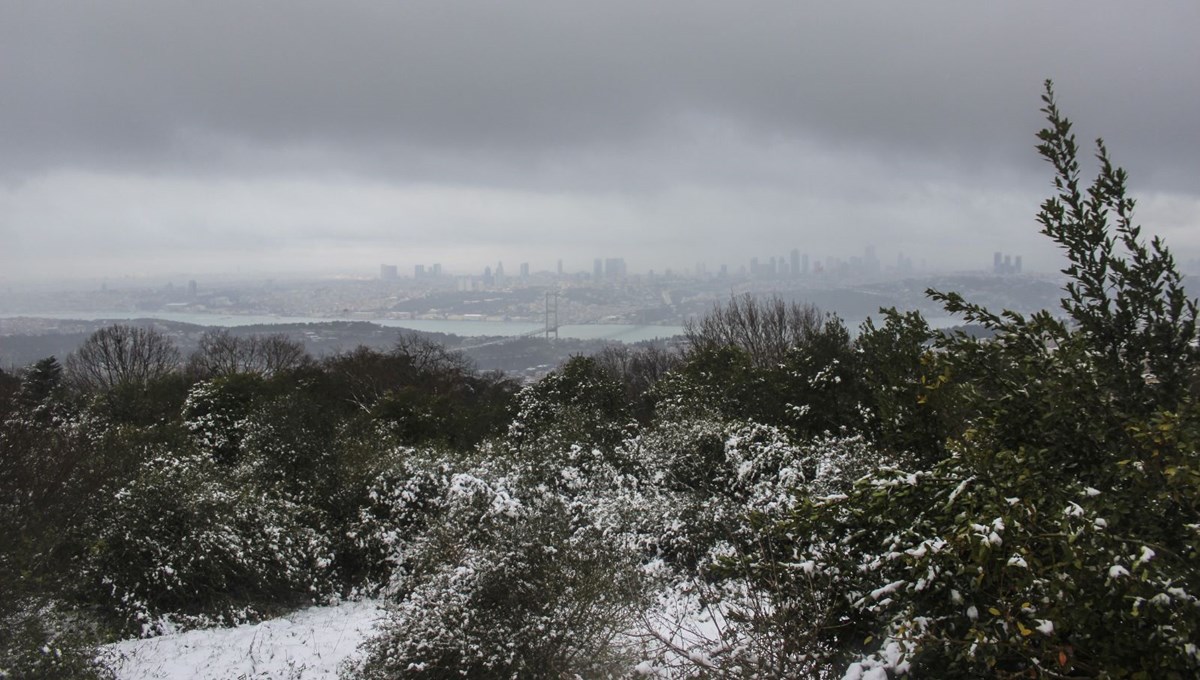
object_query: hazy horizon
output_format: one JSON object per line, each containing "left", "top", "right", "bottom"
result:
{"left": 3, "top": 2, "right": 1198, "bottom": 283}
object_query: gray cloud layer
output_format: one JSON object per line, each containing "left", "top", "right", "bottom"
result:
{"left": 2, "top": 1, "right": 1198, "bottom": 279}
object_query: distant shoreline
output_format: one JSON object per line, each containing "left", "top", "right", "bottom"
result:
{"left": 0, "top": 311, "right": 688, "bottom": 342}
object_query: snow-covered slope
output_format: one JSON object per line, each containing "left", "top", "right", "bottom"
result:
{"left": 98, "top": 600, "right": 385, "bottom": 679}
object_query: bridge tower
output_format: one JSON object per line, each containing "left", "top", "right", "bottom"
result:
{"left": 544, "top": 290, "right": 559, "bottom": 340}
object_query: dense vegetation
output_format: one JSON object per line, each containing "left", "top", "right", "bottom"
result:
{"left": 2, "top": 83, "right": 1198, "bottom": 678}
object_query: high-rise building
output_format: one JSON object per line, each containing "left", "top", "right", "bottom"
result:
{"left": 414, "top": 264, "right": 426, "bottom": 278}
{"left": 865, "top": 245, "right": 880, "bottom": 273}
{"left": 557, "top": 259, "right": 563, "bottom": 277}
{"left": 604, "top": 257, "right": 627, "bottom": 280}
{"left": 520, "top": 262, "right": 530, "bottom": 279}
{"left": 380, "top": 264, "right": 398, "bottom": 280}
{"left": 432, "top": 263, "right": 442, "bottom": 277}
{"left": 993, "top": 252, "right": 1022, "bottom": 275}
{"left": 790, "top": 249, "right": 800, "bottom": 278}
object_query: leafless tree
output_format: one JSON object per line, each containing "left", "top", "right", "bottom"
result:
{"left": 593, "top": 343, "right": 681, "bottom": 403}
{"left": 255, "top": 333, "right": 309, "bottom": 375}
{"left": 393, "top": 332, "right": 473, "bottom": 375}
{"left": 684, "top": 294, "right": 826, "bottom": 368}
{"left": 66, "top": 324, "right": 181, "bottom": 391}
{"left": 188, "top": 329, "right": 308, "bottom": 378}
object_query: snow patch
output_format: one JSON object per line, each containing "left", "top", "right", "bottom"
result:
{"left": 99, "top": 600, "right": 385, "bottom": 679}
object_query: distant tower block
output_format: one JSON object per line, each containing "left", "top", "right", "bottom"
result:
{"left": 380, "top": 264, "right": 398, "bottom": 280}
{"left": 604, "top": 257, "right": 626, "bottom": 280}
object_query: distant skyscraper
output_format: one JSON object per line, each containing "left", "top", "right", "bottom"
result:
{"left": 604, "top": 257, "right": 626, "bottom": 280}
{"left": 432, "top": 263, "right": 442, "bottom": 276}
{"left": 414, "top": 264, "right": 425, "bottom": 278}
{"left": 520, "top": 262, "right": 530, "bottom": 278}
{"left": 790, "top": 249, "right": 800, "bottom": 278}
{"left": 557, "top": 259, "right": 563, "bottom": 276}
{"left": 380, "top": 264, "right": 398, "bottom": 280}
{"left": 865, "top": 245, "right": 880, "bottom": 273}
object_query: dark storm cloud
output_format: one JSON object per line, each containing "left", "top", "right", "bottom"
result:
{"left": 3, "top": 1, "right": 1198, "bottom": 182}
{"left": 1, "top": 1, "right": 1198, "bottom": 279}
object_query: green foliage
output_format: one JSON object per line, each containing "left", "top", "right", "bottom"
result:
{"left": 507, "top": 355, "right": 631, "bottom": 458}
{"left": 728, "top": 81, "right": 1200, "bottom": 678}
{"left": 856, "top": 309, "right": 958, "bottom": 462}
{"left": 79, "top": 446, "right": 333, "bottom": 636}
{"left": 0, "top": 599, "right": 114, "bottom": 680}
{"left": 181, "top": 373, "right": 272, "bottom": 464}
{"left": 659, "top": 314, "right": 866, "bottom": 440}
{"left": 323, "top": 343, "right": 516, "bottom": 449}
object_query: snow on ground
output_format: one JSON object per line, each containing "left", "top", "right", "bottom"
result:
{"left": 98, "top": 600, "right": 386, "bottom": 679}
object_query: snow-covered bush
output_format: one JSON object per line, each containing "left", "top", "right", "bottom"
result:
{"left": 349, "top": 459, "right": 647, "bottom": 679}
{"left": 345, "top": 447, "right": 467, "bottom": 593}
{"left": 0, "top": 598, "right": 113, "bottom": 680}
{"left": 181, "top": 374, "right": 268, "bottom": 464}
{"left": 80, "top": 446, "right": 333, "bottom": 636}
{"left": 628, "top": 413, "right": 881, "bottom": 571}
{"left": 506, "top": 355, "right": 631, "bottom": 458}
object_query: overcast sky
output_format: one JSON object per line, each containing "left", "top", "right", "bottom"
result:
{"left": 2, "top": 1, "right": 1198, "bottom": 282}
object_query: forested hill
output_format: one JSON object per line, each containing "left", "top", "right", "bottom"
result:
{"left": 0, "top": 317, "right": 666, "bottom": 378}
{"left": 3, "top": 84, "right": 1199, "bottom": 679}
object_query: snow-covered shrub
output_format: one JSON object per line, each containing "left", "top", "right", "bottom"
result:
{"left": 80, "top": 446, "right": 333, "bottom": 636}
{"left": 623, "top": 425, "right": 889, "bottom": 677}
{"left": 629, "top": 414, "right": 881, "bottom": 571}
{"left": 350, "top": 464, "right": 647, "bottom": 679}
{"left": 345, "top": 447, "right": 467, "bottom": 593}
{"left": 728, "top": 432, "right": 1200, "bottom": 678}
{"left": 181, "top": 374, "right": 269, "bottom": 464}
{"left": 506, "top": 356, "right": 631, "bottom": 458}
{"left": 0, "top": 598, "right": 113, "bottom": 680}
